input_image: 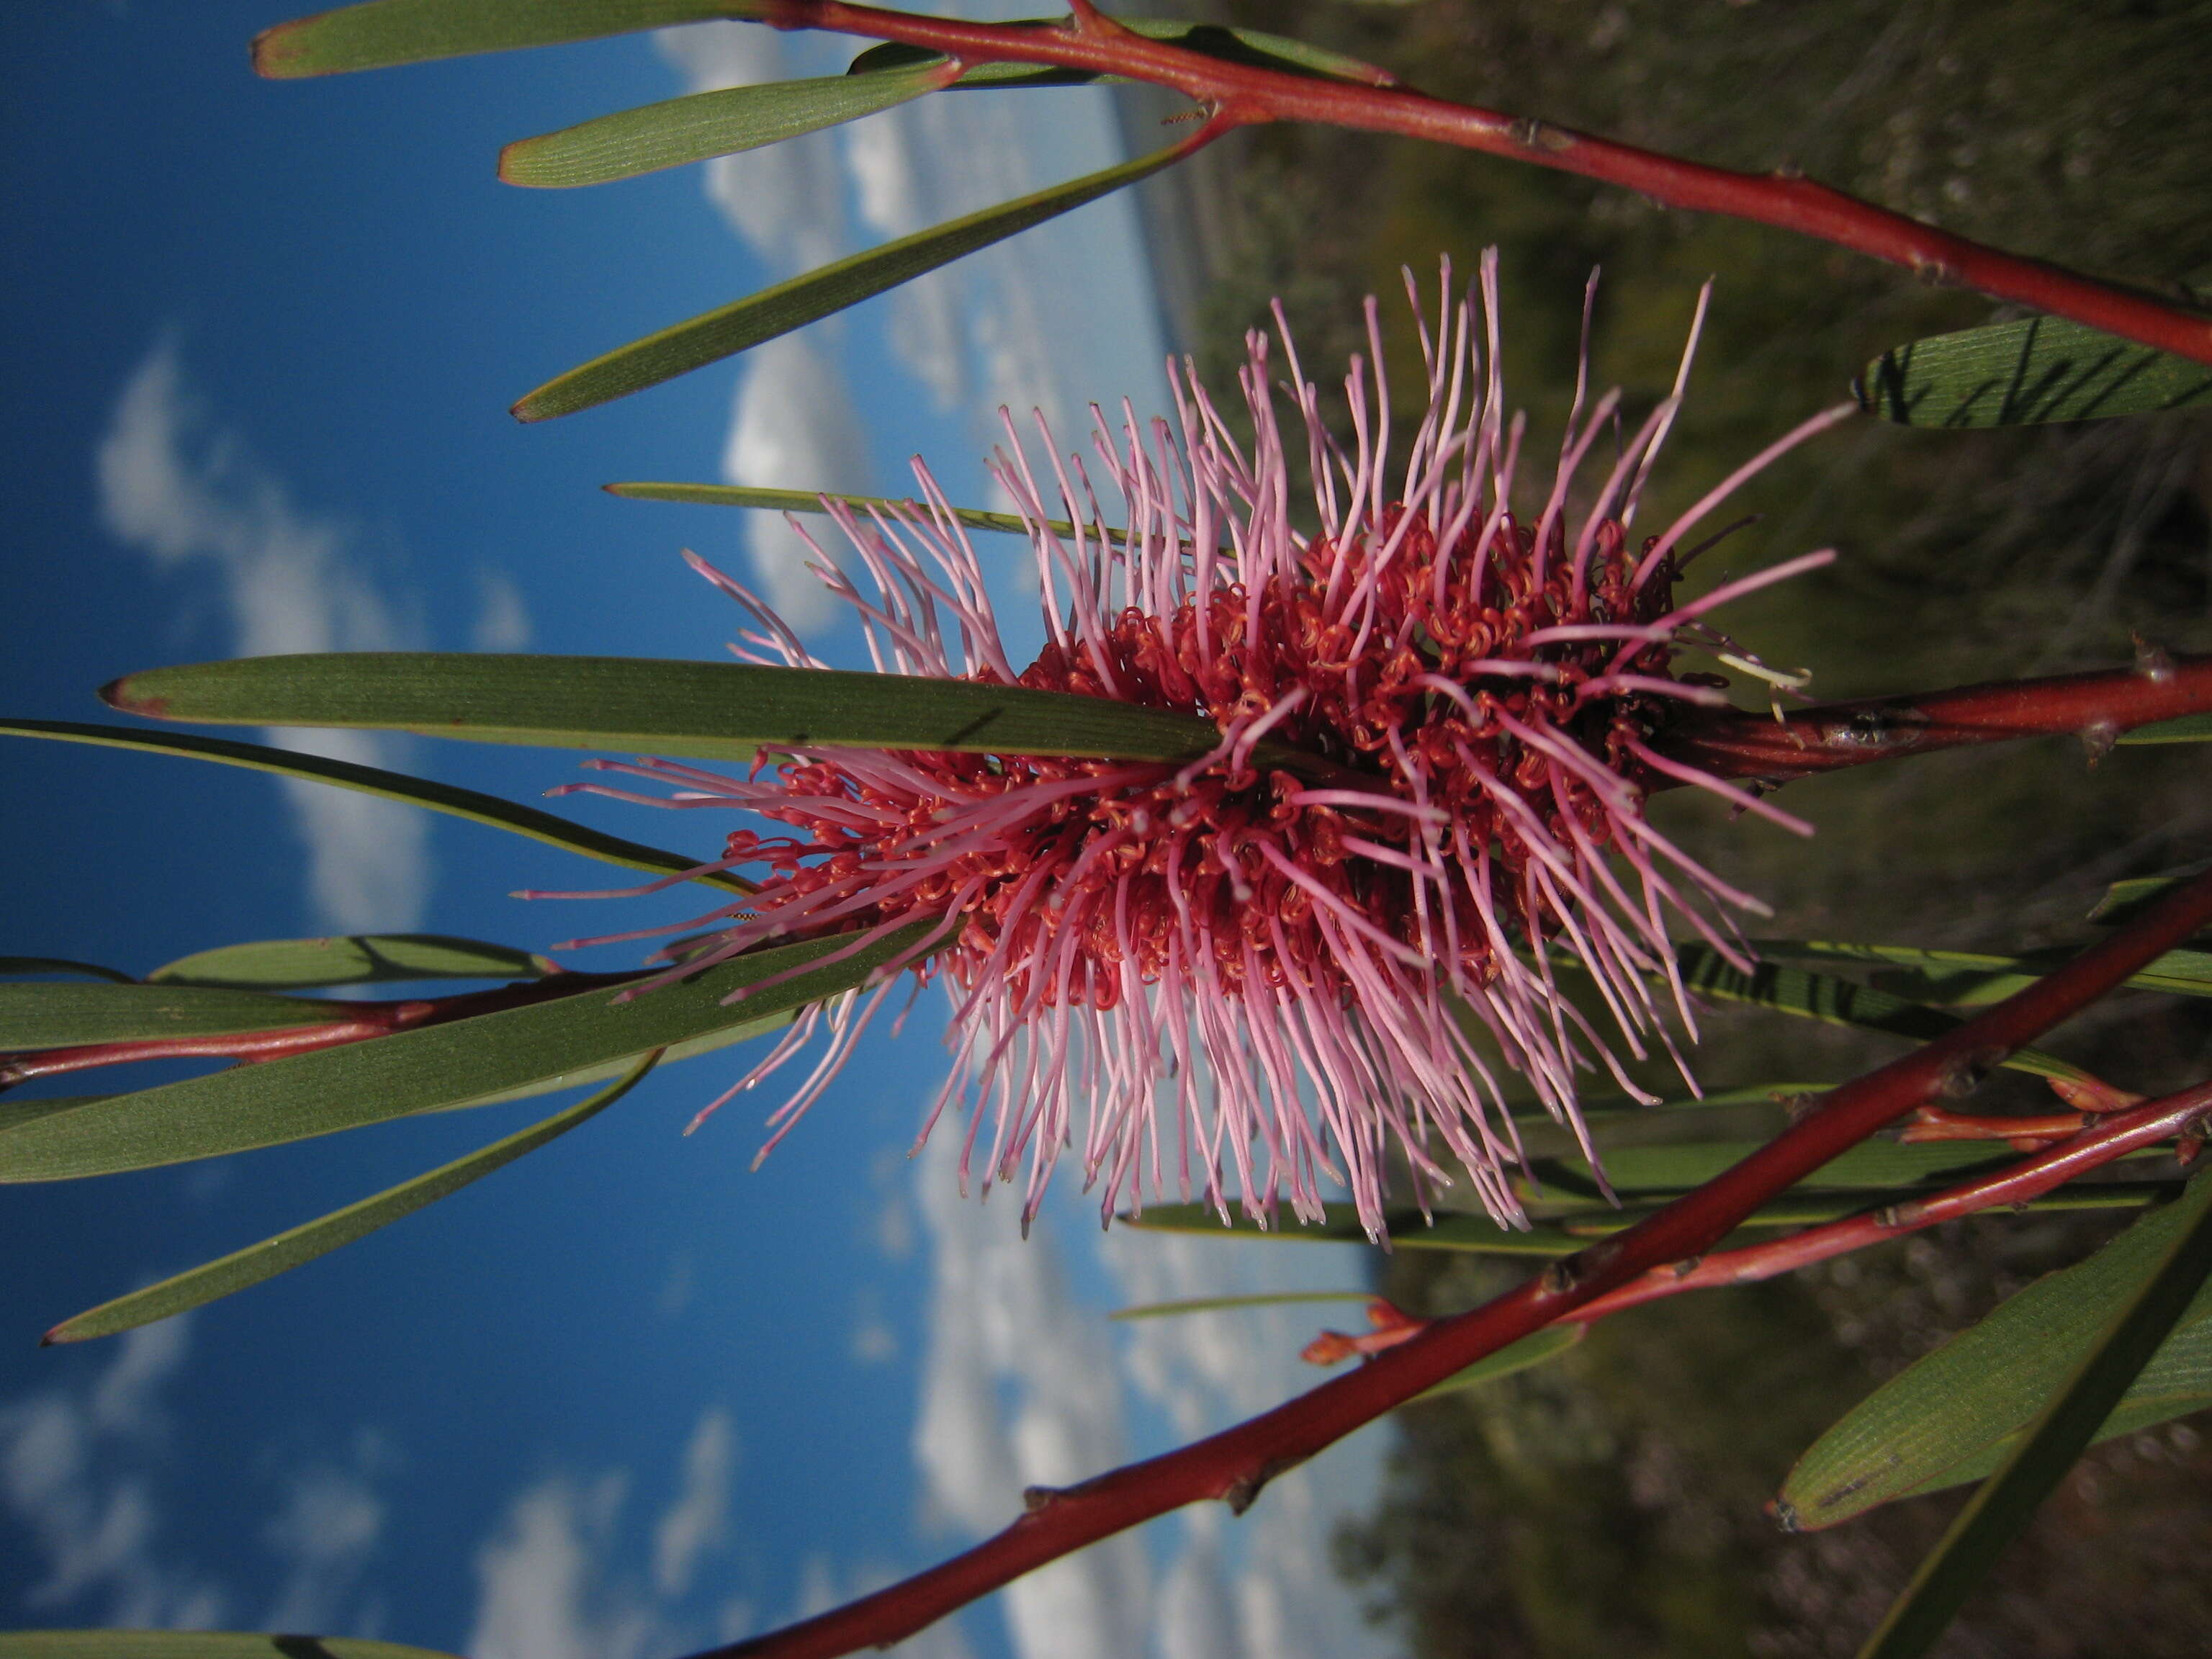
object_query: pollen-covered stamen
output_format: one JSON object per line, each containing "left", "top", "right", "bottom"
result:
{"left": 557, "top": 254, "right": 1838, "bottom": 1238}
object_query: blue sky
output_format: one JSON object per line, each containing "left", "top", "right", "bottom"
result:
{"left": 1, "top": 6, "right": 1384, "bottom": 1657}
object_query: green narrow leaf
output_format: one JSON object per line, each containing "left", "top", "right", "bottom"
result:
{"left": 1897, "top": 1317, "right": 2212, "bottom": 1496}
{"left": 0, "top": 957, "right": 137, "bottom": 985}
{"left": 1571, "top": 1181, "right": 2167, "bottom": 1235}
{"left": 46, "top": 1051, "right": 663, "bottom": 1343}
{"left": 1676, "top": 947, "right": 2093, "bottom": 1088}
{"left": 2117, "top": 713, "right": 2212, "bottom": 745}
{"left": 99, "top": 652, "right": 1279, "bottom": 770}
{"left": 500, "top": 62, "right": 948, "bottom": 188}
{"left": 1781, "top": 1184, "right": 2212, "bottom": 1530}
{"left": 1, "top": 718, "right": 749, "bottom": 895}
{"left": 1550, "top": 1136, "right": 2028, "bottom": 1195}
{"left": 606, "top": 480, "right": 1076, "bottom": 541}
{"left": 150, "top": 934, "right": 552, "bottom": 989}
{"left": 1120, "top": 1202, "right": 1586, "bottom": 1256}
{"left": 0, "top": 922, "right": 935, "bottom": 1182}
{"left": 511, "top": 132, "right": 1198, "bottom": 420}
{"left": 847, "top": 18, "right": 1398, "bottom": 90}
{"left": 1110, "top": 1290, "right": 1377, "bottom": 1321}
{"left": 0, "top": 982, "right": 358, "bottom": 1049}
{"left": 1856, "top": 1174, "right": 2212, "bottom": 1659}
{"left": 1749, "top": 938, "right": 2212, "bottom": 1004}
{"left": 0, "top": 1635, "right": 458, "bottom": 1659}
{"left": 1416, "top": 1323, "right": 1583, "bottom": 1399}
{"left": 253, "top": 0, "right": 759, "bottom": 77}
{"left": 2087, "top": 860, "right": 2211, "bottom": 925}
{"left": 0, "top": 1097, "right": 114, "bottom": 1137}
{"left": 1857, "top": 313, "right": 2212, "bottom": 427}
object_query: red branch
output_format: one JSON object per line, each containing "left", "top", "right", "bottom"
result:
{"left": 1657, "top": 655, "right": 2212, "bottom": 782}
{"left": 0, "top": 971, "right": 640, "bottom": 1091}
{"left": 1575, "top": 1079, "right": 2212, "bottom": 1320}
{"left": 696, "top": 866, "right": 2212, "bottom": 1658}
{"left": 760, "top": 1, "right": 2212, "bottom": 366}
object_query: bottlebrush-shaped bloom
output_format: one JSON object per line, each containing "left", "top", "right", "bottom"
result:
{"left": 552, "top": 255, "right": 1849, "bottom": 1238}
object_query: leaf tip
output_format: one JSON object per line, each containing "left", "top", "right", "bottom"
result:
{"left": 249, "top": 14, "right": 328, "bottom": 78}
{"left": 99, "top": 675, "right": 165, "bottom": 718}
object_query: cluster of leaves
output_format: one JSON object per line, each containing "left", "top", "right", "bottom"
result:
{"left": 4, "top": 4, "right": 2211, "bottom": 1659}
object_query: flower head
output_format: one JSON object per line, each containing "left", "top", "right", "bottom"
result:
{"left": 557, "top": 255, "right": 1847, "bottom": 1238}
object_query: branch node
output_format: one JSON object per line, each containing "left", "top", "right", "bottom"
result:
{"left": 1508, "top": 116, "right": 1573, "bottom": 153}
{"left": 1022, "top": 1485, "right": 1064, "bottom": 1514}
{"left": 2134, "top": 634, "right": 2177, "bottom": 685}
{"left": 1223, "top": 1455, "right": 1301, "bottom": 1516}
{"left": 2080, "top": 720, "right": 2121, "bottom": 766}
{"left": 1933, "top": 1045, "right": 2005, "bottom": 1102}
{"left": 1671, "top": 1255, "right": 1703, "bottom": 1279}
{"left": 1911, "top": 253, "right": 1964, "bottom": 287}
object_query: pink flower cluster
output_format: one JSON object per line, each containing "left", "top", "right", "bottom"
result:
{"left": 554, "top": 256, "right": 1846, "bottom": 1238}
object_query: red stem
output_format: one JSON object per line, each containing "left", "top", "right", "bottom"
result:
{"left": 0, "top": 971, "right": 641, "bottom": 1090}
{"left": 762, "top": 2, "right": 2212, "bottom": 366}
{"left": 1575, "top": 1079, "right": 2212, "bottom": 1319}
{"left": 1657, "top": 655, "right": 2212, "bottom": 782}
{"left": 697, "top": 863, "right": 2212, "bottom": 1659}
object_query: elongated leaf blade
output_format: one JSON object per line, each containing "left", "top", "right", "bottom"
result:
{"left": 2088, "top": 860, "right": 2212, "bottom": 925}
{"left": 1897, "top": 1317, "right": 2212, "bottom": 1496}
{"left": 0, "top": 924, "right": 934, "bottom": 1182}
{"left": 101, "top": 653, "right": 1238, "bottom": 766}
{"left": 1110, "top": 1290, "right": 1377, "bottom": 1321}
{"left": 503, "top": 64, "right": 946, "bottom": 188}
{"left": 1858, "top": 313, "right": 2212, "bottom": 427}
{"left": 1120, "top": 1202, "right": 1585, "bottom": 1256}
{"left": 1781, "top": 1184, "right": 2212, "bottom": 1530}
{"left": 0, "top": 1637, "right": 455, "bottom": 1659}
{"left": 1856, "top": 1174, "right": 2212, "bottom": 1659}
{"left": 1750, "top": 938, "right": 2212, "bottom": 1004}
{"left": 512, "top": 134, "right": 1196, "bottom": 419}
{"left": 46, "top": 1052, "right": 662, "bottom": 1343}
{"left": 1, "top": 719, "right": 748, "bottom": 895}
{"left": 1553, "top": 1136, "right": 2026, "bottom": 1194}
{"left": 606, "top": 480, "right": 1063, "bottom": 540}
{"left": 150, "top": 934, "right": 552, "bottom": 989}
{"left": 2117, "top": 713, "right": 2212, "bottom": 745}
{"left": 848, "top": 19, "right": 1397, "bottom": 89}
{"left": 1677, "top": 947, "right": 2091, "bottom": 1087}
{"left": 0, "top": 982, "right": 356, "bottom": 1049}
{"left": 253, "top": 0, "right": 758, "bottom": 77}
{"left": 0, "top": 957, "right": 136, "bottom": 985}
{"left": 1416, "top": 1324, "right": 1583, "bottom": 1399}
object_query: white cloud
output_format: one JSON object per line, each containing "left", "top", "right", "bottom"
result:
{"left": 467, "top": 1410, "right": 760, "bottom": 1659}
{"left": 469, "top": 1471, "right": 661, "bottom": 1659}
{"left": 1097, "top": 1229, "right": 1393, "bottom": 1659}
{"left": 721, "top": 334, "right": 868, "bottom": 631}
{"left": 261, "top": 1465, "right": 385, "bottom": 1632}
{"left": 89, "top": 1318, "right": 192, "bottom": 1437}
{"left": 472, "top": 568, "right": 533, "bottom": 652}
{"left": 0, "top": 1313, "right": 226, "bottom": 1629}
{"left": 655, "top": 22, "right": 848, "bottom": 275}
{"left": 652, "top": 1408, "right": 735, "bottom": 1598}
{"left": 849, "top": 1289, "right": 898, "bottom": 1366}
{"left": 94, "top": 339, "right": 431, "bottom": 933}
{"left": 910, "top": 1133, "right": 1150, "bottom": 1659}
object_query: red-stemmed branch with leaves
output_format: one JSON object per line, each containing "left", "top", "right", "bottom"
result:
{"left": 0, "top": 968, "right": 642, "bottom": 1091}
{"left": 10, "top": 652, "right": 2208, "bottom": 1094}
{"left": 1658, "top": 654, "right": 2212, "bottom": 781}
{"left": 686, "top": 858, "right": 2212, "bottom": 1659}
{"left": 751, "top": 0, "right": 2212, "bottom": 367}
